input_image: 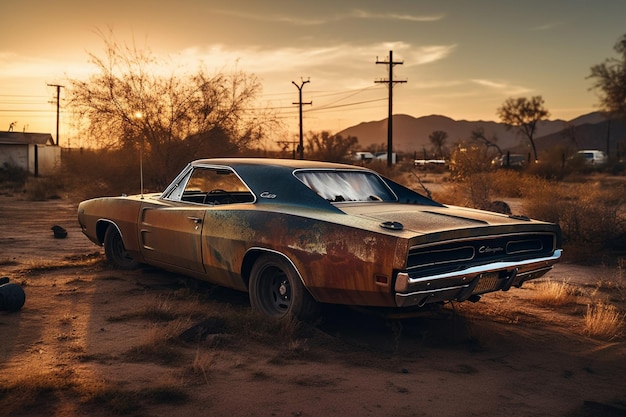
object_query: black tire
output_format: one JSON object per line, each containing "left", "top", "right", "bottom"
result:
{"left": 249, "top": 253, "right": 319, "bottom": 321}
{"left": 0, "top": 283, "right": 26, "bottom": 312}
{"left": 103, "top": 225, "right": 139, "bottom": 270}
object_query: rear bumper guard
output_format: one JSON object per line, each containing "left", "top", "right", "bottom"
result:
{"left": 394, "top": 249, "right": 562, "bottom": 307}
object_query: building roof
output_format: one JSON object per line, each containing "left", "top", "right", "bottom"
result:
{"left": 0, "top": 132, "right": 54, "bottom": 146}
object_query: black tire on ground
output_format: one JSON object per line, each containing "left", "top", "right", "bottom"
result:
{"left": 249, "top": 253, "right": 319, "bottom": 321}
{"left": 0, "top": 283, "right": 26, "bottom": 312}
{"left": 103, "top": 225, "right": 139, "bottom": 270}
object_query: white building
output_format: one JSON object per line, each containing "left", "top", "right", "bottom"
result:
{"left": 0, "top": 132, "right": 61, "bottom": 176}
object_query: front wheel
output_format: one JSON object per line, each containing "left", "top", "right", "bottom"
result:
{"left": 103, "top": 225, "right": 139, "bottom": 270}
{"left": 249, "top": 254, "right": 319, "bottom": 321}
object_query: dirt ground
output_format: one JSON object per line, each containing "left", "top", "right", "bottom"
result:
{"left": 1, "top": 195, "right": 625, "bottom": 417}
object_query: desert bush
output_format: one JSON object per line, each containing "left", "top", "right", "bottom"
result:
{"left": 23, "top": 176, "right": 63, "bottom": 201}
{"left": 438, "top": 171, "right": 517, "bottom": 211}
{"left": 524, "top": 181, "right": 626, "bottom": 252}
{"left": 489, "top": 170, "right": 525, "bottom": 198}
{"left": 583, "top": 302, "right": 624, "bottom": 340}
{"left": 0, "top": 162, "right": 28, "bottom": 187}
{"left": 517, "top": 176, "right": 561, "bottom": 223}
{"left": 60, "top": 148, "right": 146, "bottom": 199}
{"left": 448, "top": 144, "right": 496, "bottom": 180}
{"left": 436, "top": 171, "right": 626, "bottom": 260}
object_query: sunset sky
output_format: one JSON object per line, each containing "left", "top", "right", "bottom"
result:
{"left": 1, "top": 0, "right": 625, "bottom": 147}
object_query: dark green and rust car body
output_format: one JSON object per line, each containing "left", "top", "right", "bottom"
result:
{"left": 78, "top": 158, "right": 562, "bottom": 318}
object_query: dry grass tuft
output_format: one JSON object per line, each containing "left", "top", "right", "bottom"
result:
{"left": 21, "top": 255, "right": 103, "bottom": 273}
{"left": 583, "top": 303, "right": 625, "bottom": 340}
{"left": 189, "top": 348, "right": 217, "bottom": 383}
{"left": 594, "top": 260, "right": 626, "bottom": 303}
{"left": 124, "top": 320, "right": 191, "bottom": 364}
{"left": 0, "top": 368, "right": 189, "bottom": 416}
{"left": 528, "top": 279, "right": 577, "bottom": 306}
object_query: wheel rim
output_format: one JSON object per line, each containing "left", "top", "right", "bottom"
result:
{"left": 112, "top": 235, "right": 131, "bottom": 262}
{"left": 259, "top": 265, "right": 291, "bottom": 316}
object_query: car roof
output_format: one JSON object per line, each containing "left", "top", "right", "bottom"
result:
{"left": 186, "top": 158, "right": 373, "bottom": 213}
{"left": 191, "top": 157, "right": 364, "bottom": 171}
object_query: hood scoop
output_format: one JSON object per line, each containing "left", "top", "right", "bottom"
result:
{"left": 380, "top": 221, "right": 404, "bottom": 231}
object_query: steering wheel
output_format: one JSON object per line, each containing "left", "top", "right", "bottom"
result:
{"left": 203, "top": 189, "right": 234, "bottom": 205}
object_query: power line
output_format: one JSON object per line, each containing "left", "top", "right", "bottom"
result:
{"left": 0, "top": 94, "right": 49, "bottom": 98}
{"left": 305, "top": 97, "right": 387, "bottom": 113}
{"left": 0, "top": 109, "right": 56, "bottom": 113}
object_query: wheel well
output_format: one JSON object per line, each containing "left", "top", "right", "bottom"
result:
{"left": 95, "top": 220, "right": 115, "bottom": 245}
{"left": 241, "top": 249, "right": 307, "bottom": 293}
{"left": 241, "top": 249, "right": 264, "bottom": 289}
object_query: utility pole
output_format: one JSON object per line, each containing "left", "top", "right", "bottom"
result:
{"left": 375, "top": 51, "right": 406, "bottom": 167}
{"left": 47, "top": 84, "right": 64, "bottom": 146}
{"left": 292, "top": 79, "right": 311, "bottom": 160}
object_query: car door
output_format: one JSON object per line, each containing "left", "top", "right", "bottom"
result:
{"left": 139, "top": 201, "right": 206, "bottom": 273}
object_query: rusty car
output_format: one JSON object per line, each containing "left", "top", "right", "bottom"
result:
{"left": 77, "top": 158, "right": 562, "bottom": 320}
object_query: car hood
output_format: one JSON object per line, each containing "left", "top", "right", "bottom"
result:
{"left": 337, "top": 203, "right": 540, "bottom": 234}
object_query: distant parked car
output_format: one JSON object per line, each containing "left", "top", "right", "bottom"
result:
{"left": 492, "top": 153, "right": 527, "bottom": 168}
{"left": 78, "top": 158, "right": 562, "bottom": 320}
{"left": 577, "top": 150, "right": 607, "bottom": 166}
{"left": 374, "top": 152, "right": 397, "bottom": 164}
{"left": 352, "top": 151, "right": 375, "bottom": 162}
{"left": 414, "top": 159, "right": 448, "bottom": 170}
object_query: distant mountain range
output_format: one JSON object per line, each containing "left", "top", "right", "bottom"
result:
{"left": 336, "top": 112, "right": 625, "bottom": 156}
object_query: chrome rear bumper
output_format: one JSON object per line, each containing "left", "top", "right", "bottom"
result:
{"left": 394, "top": 249, "right": 562, "bottom": 307}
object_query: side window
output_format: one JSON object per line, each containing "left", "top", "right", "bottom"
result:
{"left": 167, "top": 167, "right": 253, "bottom": 205}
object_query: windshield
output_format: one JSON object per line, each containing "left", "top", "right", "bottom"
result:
{"left": 295, "top": 170, "right": 396, "bottom": 202}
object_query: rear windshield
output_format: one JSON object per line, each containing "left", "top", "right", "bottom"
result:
{"left": 295, "top": 170, "right": 397, "bottom": 202}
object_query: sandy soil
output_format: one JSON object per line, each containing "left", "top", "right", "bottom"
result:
{"left": 0, "top": 195, "right": 625, "bottom": 417}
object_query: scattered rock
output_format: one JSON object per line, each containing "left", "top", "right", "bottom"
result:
{"left": 51, "top": 225, "right": 68, "bottom": 239}
{"left": 0, "top": 281, "right": 26, "bottom": 312}
{"left": 488, "top": 200, "right": 512, "bottom": 215}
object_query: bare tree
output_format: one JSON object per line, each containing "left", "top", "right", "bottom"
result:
{"left": 470, "top": 127, "right": 502, "bottom": 155}
{"left": 588, "top": 33, "right": 626, "bottom": 116}
{"left": 67, "top": 31, "right": 275, "bottom": 185}
{"left": 305, "top": 131, "right": 359, "bottom": 162}
{"left": 428, "top": 130, "right": 448, "bottom": 159}
{"left": 496, "top": 96, "right": 550, "bottom": 162}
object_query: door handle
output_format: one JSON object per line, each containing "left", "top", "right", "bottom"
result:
{"left": 188, "top": 216, "right": 202, "bottom": 229}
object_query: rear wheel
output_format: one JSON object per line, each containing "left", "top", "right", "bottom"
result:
{"left": 249, "top": 254, "right": 319, "bottom": 321}
{"left": 103, "top": 226, "right": 139, "bottom": 270}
